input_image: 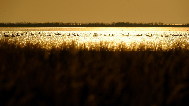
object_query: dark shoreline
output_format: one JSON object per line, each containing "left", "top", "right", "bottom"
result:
{"left": 0, "top": 22, "right": 189, "bottom": 27}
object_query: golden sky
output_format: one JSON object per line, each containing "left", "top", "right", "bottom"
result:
{"left": 0, "top": 0, "right": 188, "bottom": 24}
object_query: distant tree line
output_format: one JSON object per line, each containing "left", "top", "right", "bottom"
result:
{"left": 0, "top": 22, "right": 189, "bottom": 27}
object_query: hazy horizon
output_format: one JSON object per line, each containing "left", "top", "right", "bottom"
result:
{"left": 0, "top": 22, "right": 188, "bottom": 25}
{"left": 0, "top": 0, "right": 189, "bottom": 24}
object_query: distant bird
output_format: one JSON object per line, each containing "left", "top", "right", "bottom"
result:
{"left": 30, "top": 33, "right": 35, "bottom": 36}
{"left": 93, "top": 33, "right": 98, "bottom": 37}
{"left": 172, "top": 33, "right": 182, "bottom": 36}
{"left": 146, "top": 33, "right": 153, "bottom": 37}
{"left": 3, "top": 33, "right": 9, "bottom": 37}
{"left": 72, "top": 33, "right": 76, "bottom": 36}
{"left": 11, "top": 34, "right": 15, "bottom": 37}
{"left": 172, "top": 34, "right": 179, "bottom": 36}
{"left": 55, "top": 33, "right": 61, "bottom": 35}
{"left": 122, "top": 33, "right": 129, "bottom": 36}
{"left": 46, "top": 34, "right": 51, "bottom": 36}
{"left": 136, "top": 34, "right": 142, "bottom": 36}
{"left": 16, "top": 33, "right": 20, "bottom": 36}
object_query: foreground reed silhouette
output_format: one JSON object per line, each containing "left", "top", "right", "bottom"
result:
{"left": 0, "top": 41, "right": 189, "bottom": 106}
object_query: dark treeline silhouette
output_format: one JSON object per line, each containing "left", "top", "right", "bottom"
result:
{"left": 0, "top": 22, "right": 189, "bottom": 27}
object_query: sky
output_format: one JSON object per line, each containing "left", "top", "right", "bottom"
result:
{"left": 0, "top": 0, "right": 188, "bottom": 24}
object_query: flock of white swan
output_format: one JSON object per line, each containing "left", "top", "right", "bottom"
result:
{"left": 0, "top": 31, "right": 189, "bottom": 51}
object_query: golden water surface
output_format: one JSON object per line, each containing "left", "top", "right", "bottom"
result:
{"left": 0, "top": 27, "right": 189, "bottom": 51}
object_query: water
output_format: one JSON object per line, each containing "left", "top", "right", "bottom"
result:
{"left": 0, "top": 27, "right": 189, "bottom": 31}
{"left": 0, "top": 27, "right": 189, "bottom": 51}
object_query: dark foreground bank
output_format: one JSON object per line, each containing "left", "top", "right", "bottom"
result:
{"left": 0, "top": 43, "right": 189, "bottom": 106}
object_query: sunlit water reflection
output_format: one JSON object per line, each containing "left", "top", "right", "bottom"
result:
{"left": 0, "top": 27, "right": 189, "bottom": 51}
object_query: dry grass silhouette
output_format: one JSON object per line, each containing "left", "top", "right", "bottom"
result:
{"left": 0, "top": 41, "right": 189, "bottom": 106}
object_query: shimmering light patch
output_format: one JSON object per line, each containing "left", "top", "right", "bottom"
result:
{"left": 0, "top": 30, "right": 189, "bottom": 51}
